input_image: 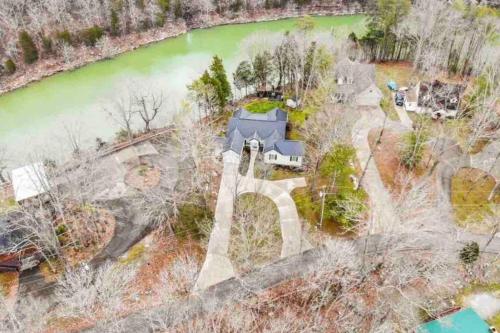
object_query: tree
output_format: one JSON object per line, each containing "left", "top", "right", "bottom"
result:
{"left": 253, "top": 51, "right": 273, "bottom": 90}
{"left": 4, "top": 59, "right": 16, "bottom": 75}
{"left": 188, "top": 70, "right": 219, "bottom": 118}
{"left": 110, "top": 9, "right": 120, "bottom": 36}
{"left": 460, "top": 242, "right": 480, "bottom": 265}
{"left": 134, "top": 90, "right": 164, "bottom": 132}
{"left": 81, "top": 26, "right": 104, "bottom": 47}
{"left": 400, "top": 117, "right": 429, "bottom": 170}
{"left": 209, "top": 55, "right": 232, "bottom": 109}
{"left": 19, "top": 30, "right": 39, "bottom": 64}
{"left": 233, "top": 60, "right": 254, "bottom": 96}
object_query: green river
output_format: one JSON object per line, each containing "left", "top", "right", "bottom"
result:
{"left": 0, "top": 15, "right": 365, "bottom": 167}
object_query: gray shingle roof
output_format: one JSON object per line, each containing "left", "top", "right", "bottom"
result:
{"left": 223, "top": 108, "right": 304, "bottom": 156}
{"left": 334, "top": 58, "right": 376, "bottom": 98}
{"left": 273, "top": 140, "right": 304, "bottom": 156}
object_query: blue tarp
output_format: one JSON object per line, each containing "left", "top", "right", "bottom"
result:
{"left": 417, "top": 308, "right": 490, "bottom": 333}
{"left": 387, "top": 80, "right": 398, "bottom": 91}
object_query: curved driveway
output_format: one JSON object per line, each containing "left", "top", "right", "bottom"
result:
{"left": 195, "top": 150, "right": 308, "bottom": 291}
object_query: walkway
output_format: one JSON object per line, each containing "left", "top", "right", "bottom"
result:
{"left": 195, "top": 149, "right": 308, "bottom": 291}
{"left": 352, "top": 106, "right": 406, "bottom": 233}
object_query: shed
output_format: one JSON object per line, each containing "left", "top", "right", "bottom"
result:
{"left": 417, "top": 308, "right": 491, "bottom": 333}
{"left": 11, "top": 162, "right": 50, "bottom": 202}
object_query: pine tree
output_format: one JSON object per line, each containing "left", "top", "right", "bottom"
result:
{"left": 209, "top": 55, "right": 232, "bottom": 109}
{"left": 4, "top": 59, "right": 16, "bottom": 75}
{"left": 111, "top": 9, "right": 120, "bottom": 36}
{"left": 19, "top": 31, "right": 39, "bottom": 64}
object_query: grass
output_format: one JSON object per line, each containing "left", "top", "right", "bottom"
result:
{"left": 119, "top": 243, "right": 146, "bottom": 265}
{"left": 375, "top": 62, "right": 416, "bottom": 121}
{"left": 244, "top": 99, "right": 285, "bottom": 113}
{"left": 451, "top": 168, "right": 500, "bottom": 226}
{"left": 0, "top": 197, "right": 17, "bottom": 214}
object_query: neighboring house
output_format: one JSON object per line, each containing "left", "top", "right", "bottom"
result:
{"left": 334, "top": 58, "right": 383, "bottom": 107}
{"left": 11, "top": 162, "right": 50, "bottom": 202}
{"left": 417, "top": 308, "right": 492, "bottom": 333}
{"left": 223, "top": 108, "right": 304, "bottom": 167}
{"left": 405, "top": 80, "right": 465, "bottom": 119}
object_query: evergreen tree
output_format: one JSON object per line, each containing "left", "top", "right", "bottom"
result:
{"left": 209, "top": 55, "right": 232, "bottom": 109}
{"left": 460, "top": 242, "right": 480, "bottom": 264}
{"left": 19, "top": 31, "right": 39, "bottom": 64}
{"left": 4, "top": 59, "right": 16, "bottom": 75}
{"left": 233, "top": 60, "right": 255, "bottom": 96}
{"left": 173, "top": 0, "right": 183, "bottom": 19}
{"left": 111, "top": 9, "right": 120, "bottom": 36}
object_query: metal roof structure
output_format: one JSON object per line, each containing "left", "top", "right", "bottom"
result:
{"left": 11, "top": 162, "right": 50, "bottom": 202}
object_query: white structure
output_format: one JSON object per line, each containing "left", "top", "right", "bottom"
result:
{"left": 11, "top": 162, "right": 50, "bottom": 202}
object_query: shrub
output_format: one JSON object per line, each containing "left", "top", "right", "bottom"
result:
{"left": 55, "top": 224, "right": 68, "bottom": 236}
{"left": 110, "top": 9, "right": 120, "bottom": 36}
{"left": 321, "top": 145, "right": 367, "bottom": 229}
{"left": 400, "top": 129, "right": 428, "bottom": 170}
{"left": 4, "top": 59, "right": 16, "bottom": 75}
{"left": 56, "top": 30, "right": 72, "bottom": 45}
{"left": 41, "top": 35, "right": 53, "bottom": 55}
{"left": 19, "top": 31, "right": 39, "bottom": 64}
{"left": 175, "top": 201, "right": 213, "bottom": 239}
{"left": 460, "top": 242, "right": 480, "bottom": 264}
{"left": 80, "top": 26, "right": 104, "bottom": 47}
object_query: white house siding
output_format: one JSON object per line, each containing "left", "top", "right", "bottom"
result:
{"left": 264, "top": 151, "right": 303, "bottom": 167}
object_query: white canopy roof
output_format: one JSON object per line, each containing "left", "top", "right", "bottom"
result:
{"left": 11, "top": 162, "right": 50, "bottom": 202}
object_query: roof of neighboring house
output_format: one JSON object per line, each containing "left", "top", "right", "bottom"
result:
{"left": 417, "top": 308, "right": 490, "bottom": 333}
{"left": 11, "top": 162, "right": 50, "bottom": 202}
{"left": 223, "top": 108, "right": 304, "bottom": 156}
{"left": 334, "top": 58, "right": 376, "bottom": 97}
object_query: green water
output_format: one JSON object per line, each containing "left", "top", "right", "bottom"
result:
{"left": 0, "top": 15, "right": 365, "bottom": 166}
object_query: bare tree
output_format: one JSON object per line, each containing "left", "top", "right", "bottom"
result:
{"left": 134, "top": 89, "right": 164, "bottom": 133}
{"left": 106, "top": 94, "right": 137, "bottom": 141}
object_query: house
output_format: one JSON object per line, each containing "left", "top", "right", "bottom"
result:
{"left": 417, "top": 308, "right": 493, "bottom": 333}
{"left": 405, "top": 80, "right": 465, "bottom": 119}
{"left": 11, "top": 162, "right": 50, "bottom": 202}
{"left": 222, "top": 108, "right": 304, "bottom": 167}
{"left": 334, "top": 58, "right": 383, "bottom": 107}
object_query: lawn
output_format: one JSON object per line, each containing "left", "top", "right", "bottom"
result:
{"left": 375, "top": 62, "right": 416, "bottom": 121}
{"left": 451, "top": 168, "right": 500, "bottom": 229}
{"left": 244, "top": 99, "right": 285, "bottom": 113}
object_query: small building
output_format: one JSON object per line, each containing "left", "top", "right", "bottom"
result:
{"left": 417, "top": 308, "right": 492, "bottom": 333}
{"left": 334, "top": 58, "right": 383, "bottom": 107}
{"left": 223, "top": 108, "right": 304, "bottom": 167}
{"left": 11, "top": 162, "right": 50, "bottom": 202}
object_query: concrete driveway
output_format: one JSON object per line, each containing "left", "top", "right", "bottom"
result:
{"left": 195, "top": 149, "right": 308, "bottom": 291}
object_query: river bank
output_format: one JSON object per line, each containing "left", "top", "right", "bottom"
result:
{"left": 0, "top": 6, "right": 365, "bottom": 95}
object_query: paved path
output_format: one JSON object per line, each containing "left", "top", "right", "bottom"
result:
{"left": 195, "top": 150, "right": 308, "bottom": 291}
{"left": 392, "top": 92, "right": 413, "bottom": 129}
{"left": 352, "top": 107, "right": 406, "bottom": 233}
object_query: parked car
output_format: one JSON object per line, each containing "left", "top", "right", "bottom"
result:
{"left": 395, "top": 91, "right": 405, "bottom": 106}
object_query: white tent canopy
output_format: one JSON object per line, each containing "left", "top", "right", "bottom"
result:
{"left": 11, "top": 162, "right": 50, "bottom": 202}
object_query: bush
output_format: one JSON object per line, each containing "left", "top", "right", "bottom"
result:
{"left": 19, "top": 31, "right": 39, "bottom": 64}
{"left": 56, "top": 30, "right": 72, "bottom": 45}
{"left": 175, "top": 201, "right": 213, "bottom": 239}
{"left": 400, "top": 130, "right": 428, "bottom": 170}
{"left": 460, "top": 242, "right": 480, "bottom": 264}
{"left": 80, "top": 26, "right": 104, "bottom": 47}
{"left": 41, "top": 35, "right": 53, "bottom": 55}
{"left": 320, "top": 145, "right": 367, "bottom": 229}
{"left": 55, "top": 224, "right": 68, "bottom": 236}
{"left": 4, "top": 59, "right": 16, "bottom": 75}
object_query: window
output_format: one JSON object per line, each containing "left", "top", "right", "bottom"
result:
{"left": 268, "top": 154, "right": 277, "bottom": 161}
{"left": 290, "top": 156, "right": 299, "bottom": 162}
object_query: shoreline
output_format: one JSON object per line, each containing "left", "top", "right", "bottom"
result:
{"left": 0, "top": 8, "right": 365, "bottom": 96}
